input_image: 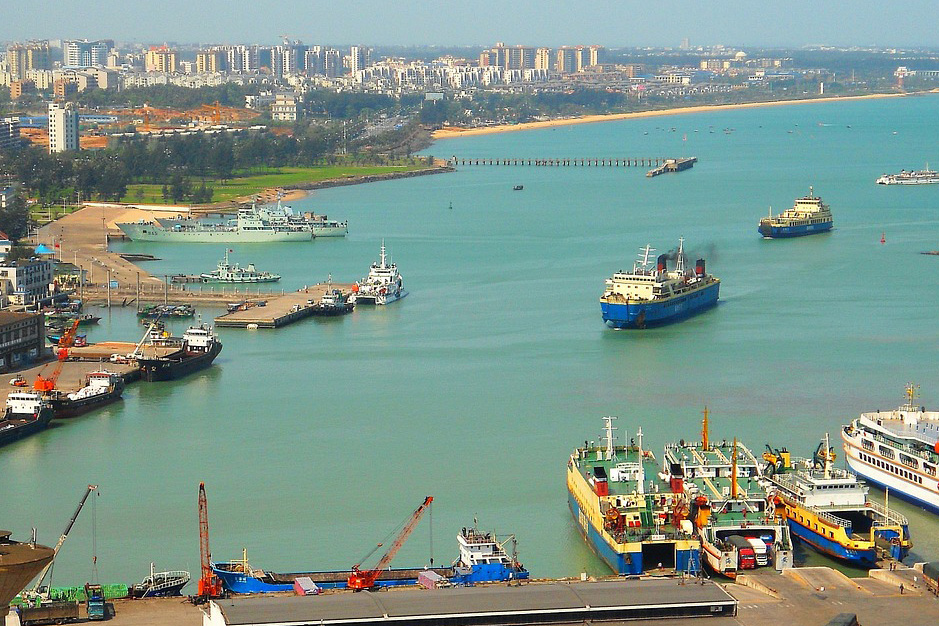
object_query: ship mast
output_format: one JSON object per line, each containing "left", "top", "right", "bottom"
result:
{"left": 380, "top": 239, "right": 387, "bottom": 269}
{"left": 903, "top": 382, "right": 919, "bottom": 412}
{"left": 731, "top": 437, "right": 738, "bottom": 500}
{"left": 675, "top": 237, "right": 685, "bottom": 274}
{"left": 602, "top": 416, "right": 617, "bottom": 462}
{"left": 635, "top": 244, "right": 655, "bottom": 273}
{"left": 637, "top": 426, "right": 645, "bottom": 495}
{"left": 823, "top": 433, "right": 831, "bottom": 480}
{"left": 701, "top": 406, "right": 709, "bottom": 451}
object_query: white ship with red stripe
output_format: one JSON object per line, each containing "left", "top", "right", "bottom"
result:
{"left": 841, "top": 384, "right": 939, "bottom": 514}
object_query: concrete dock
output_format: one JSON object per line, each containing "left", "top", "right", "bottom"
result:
{"left": 6, "top": 359, "right": 140, "bottom": 398}
{"left": 214, "top": 283, "right": 354, "bottom": 329}
{"left": 647, "top": 156, "right": 697, "bottom": 177}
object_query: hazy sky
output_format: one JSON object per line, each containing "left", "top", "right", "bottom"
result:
{"left": 5, "top": 0, "right": 939, "bottom": 48}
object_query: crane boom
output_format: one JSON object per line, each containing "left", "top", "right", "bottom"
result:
{"left": 30, "top": 484, "right": 98, "bottom": 595}
{"left": 34, "top": 319, "right": 81, "bottom": 392}
{"left": 348, "top": 496, "right": 433, "bottom": 591}
{"left": 195, "top": 482, "right": 222, "bottom": 601}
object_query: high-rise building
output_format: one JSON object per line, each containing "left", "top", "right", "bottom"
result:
{"left": 196, "top": 50, "right": 226, "bottom": 74}
{"left": 63, "top": 40, "right": 111, "bottom": 67}
{"left": 587, "top": 45, "right": 606, "bottom": 67}
{"left": 349, "top": 45, "right": 370, "bottom": 74}
{"left": 323, "top": 48, "right": 341, "bottom": 77}
{"left": 304, "top": 47, "right": 324, "bottom": 75}
{"left": 534, "top": 48, "right": 552, "bottom": 71}
{"left": 556, "top": 47, "right": 580, "bottom": 73}
{"left": 6, "top": 42, "right": 51, "bottom": 79}
{"left": 0, "top": 118, "right": 21, "bottom": 152}
{"left": 241, "top": 46, "right": 260, "bottom": 72}
{"left": 145, "top": 46, "right": 177, "bottom": 73}
{"left": 48, "top": 101, "right": 79, "bottom": 154}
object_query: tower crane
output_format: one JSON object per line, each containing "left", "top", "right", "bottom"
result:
{"left": 34, "top": 319, "right": 81, "bottom": 392}
{"left": 347, "top": 496, "right": 433, "bottom": 591}
{"left": 28, "top": 484, "right": 98, "bottom": 598}
{"left": 194, "top": 482, "right": 223, "bottom": 603}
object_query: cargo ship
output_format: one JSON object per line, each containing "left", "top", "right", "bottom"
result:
{"left": 0, "top": 391, "right": 54, "bottom": 447}
{"left": 876, "top": 165, "right": 939, "bottom": 185}
{"left": 599, "top": 239, "right": 720, "bottom": 329}
{"left": 116, "top": 205, "right": 312, "bottom": 243}
{"left": 212, "top": 525, "right": 529, "bottom": 594}
{"left": 200, "top": 250, "right": 280, "bottom": 283}
{"left": 662, "top": 410, "right": 793, "bottom": 578}
{"left": 766, "top": 435, "right": 911, "bottom": 566}
{"left": 567, "top": 417, "right": 700, "bottom": 575}
{"left": 349, "top": 242, "right": 407, "bottom": 305}
{"left": 47, "top": 370, "right": 124, "bottom": 419}
{"left": 137, "top": 324, "right": 222, "bottom": 382}
{"left": 841, "top": 384, "right": 939, "bottom": 514}
{"left": 758, "top": 187, "right": 833, "bottom": 238}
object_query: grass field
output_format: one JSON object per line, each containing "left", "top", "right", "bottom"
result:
{"left": 125, "top": 163, "right": 433, "bottom": 205}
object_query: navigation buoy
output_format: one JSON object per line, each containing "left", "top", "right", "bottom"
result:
{"left": 881, "top": 232, "right": 886, "bottom": 244}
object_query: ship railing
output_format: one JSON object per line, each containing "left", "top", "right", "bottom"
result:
{"left": 869, "top": 431, "right": 937, "bottom": 463}
{"left": 813, "top": 508, "right": 852, "bottom": 532}
{"left": 863, "top": 500, "right": 909, "bottom": 526}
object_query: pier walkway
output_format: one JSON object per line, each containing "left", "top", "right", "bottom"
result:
{"left": 214, "top": 283, "right": 355, "bottom": 329}
{"left": 452, "top": 156, "right": 696, "bottom": 168}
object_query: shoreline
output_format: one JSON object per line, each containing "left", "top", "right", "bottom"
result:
{"left": 432, "top": 91, "right": 927, "bottom": 139}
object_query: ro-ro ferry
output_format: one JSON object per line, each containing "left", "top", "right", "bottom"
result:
{"left": 758, "top": 187, "right": 833, "bottom": 238}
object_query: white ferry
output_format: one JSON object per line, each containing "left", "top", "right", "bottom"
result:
{"left": 842, "top": 384, "right": 939, "bottom": 514}
{"left": 349, "top": 241, "right": 407, "bottom": 305}
{"left": 200, "top": 250, "right": 281, "bottom": 283}
{"left": 876, "top": 165, "right": 939, "bottom": 185}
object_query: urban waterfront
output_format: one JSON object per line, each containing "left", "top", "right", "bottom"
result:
{"left": 3, "top": 93, "right": 939, "bottom": 588}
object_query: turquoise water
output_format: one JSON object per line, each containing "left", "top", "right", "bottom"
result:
{"left": 3, "top": 94, "right": 939, "bottom": 588}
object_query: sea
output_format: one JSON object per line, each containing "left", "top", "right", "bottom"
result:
{"left": 3, "top": 93, "right": 939, "bottom": 589}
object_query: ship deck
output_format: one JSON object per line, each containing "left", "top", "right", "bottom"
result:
{"left": 571, "top": 445, "right": 669, "bottom": 496}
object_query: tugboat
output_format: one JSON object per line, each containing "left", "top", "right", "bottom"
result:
{"left": 349, "top": 241, "right": 407, "bottom": 305}
{"left": 758, "top": 187, "right": 833, "bottom": 238}
{"left": 200, "top": 250, "right": 280, "bottom": 283}
{"left": 136, "top": 323, "right": 222, "bottom": 382}
{"left": 0, "top": 391, "right": 54, "bottom": 447}
{"left": 567, "top": 416, "right": 700, "bottom": 575}
{"left": 841, "top": 383, "right": 939, "bottom": 514}
{"left": 600, "top": 238, "right": 720, "bottom": 329}
{"left": 47, "top": 370, "right": 124, "bottom": 419}
{"left": 765, "top": 434, "right": 911, "bottom": 566}
{"left": 129, "top": 564, "right": 191, "bottom": 597}
{"left": 662, "top": 409, "right": 793, "bottom": 578}
{"left": 311, "top": 289, "right": 354, "bottom": 316}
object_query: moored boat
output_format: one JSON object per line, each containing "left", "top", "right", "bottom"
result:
{"left": 599, "top": 238, "right": 720, "bottom": 329}
{"left": 116, "top": 205, "right": 312, "bottom": 243}
{"left": 567, "top": 417, "right": 700, "bottom": 575}
{"left": 349, "top": 241, "right": 407, "bottom": 305}
{"left": 129, "top": 564, "right": 191, "bottom": 598}
{"left": 311, "top": 289, "right": 354, "bottom": 316}
{"left": 46, "top": 371, "right": 124, "bottom": 419}
{"left": 0, "top": 391, "right": 54, "bottom": 447}
{"left": 200, "top": 250, "right": 281, "bottom": 283}
{"left": 841, "top": 383, "right": 939, "bottom": 514}
{"left": 758, "top": 187, "right": 833, "bottom": 238}
{"left": 136, "top": 323, "right": 222, "bottom": 382}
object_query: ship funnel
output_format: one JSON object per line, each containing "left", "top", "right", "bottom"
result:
{"left": 656, "top": 254, "right": 668, "bottom": 273}
{"left": 695, "top": 259, "right": 705, "bottom": 277}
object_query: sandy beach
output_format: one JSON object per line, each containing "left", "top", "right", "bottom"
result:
{"left": 432, "top": 92, "right": 915, "bottom": 139}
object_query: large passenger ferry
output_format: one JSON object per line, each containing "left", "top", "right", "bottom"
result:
{"left": 758, "top": 187, "right": 833, "bottom": 238}
{"left": 662, "top": 409, "right": 793, "bottom": 578}
{"left": 599, "top": 238, "right": 720, "bottom": 329}
{"left": 567, "top": 417, "right": 700, "bottom": 575}
{"left": 766, "top": 435, "right": 911, "bottom": 566}
{"left": 876, "top": 165, "right": 939, "bottom": 185}
{"left": 842, "top": 384, "right": 939, "bottom": 514}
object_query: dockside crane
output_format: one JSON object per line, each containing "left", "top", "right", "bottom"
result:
{"left": 193, "top": 482, "right": 223, "bottom": 604}
{"left": 34, "top": 319, "right": 81, "bottom": 392}
{"left": 28, "top": 484, "right": 99, "bottom": 598}
{"left": 347, "top": 496, "right": 433, "bottom": 591}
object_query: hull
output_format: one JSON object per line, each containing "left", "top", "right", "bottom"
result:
{"left": 311, "top": 226, "right": 348, "bottom": 237}
{"left": 845, "top": 452, "right": 939, "bottom": 516}
{"left": 200, "top": 276, "right": 280, "bottom": 284}
{"left": 310, "top": 304, "right": 354, "bottom": 316}
{"left": 353, "top": 289, "right": 408, "bottom": 306}
{"left": 0, "top": 407, "right": 54, "bottom": 447}
{"left": 601, "top": 281, "right": 719, "bottom": 329}
{"left": 785, "top": 518, "right": 877, "bottom": 566}
{"left": 138, "top": 342, "right": 222, "bottom": 382}
{"left": 759, "top": 221, "right": 833, "bottom": 238}
{"left": 49, "top": 387, "right": 123, "bottom": 419}
{"left": 117, "top": 223, "right": 311, "bottom": 243}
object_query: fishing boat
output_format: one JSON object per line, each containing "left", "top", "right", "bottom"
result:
{"left": 513, "top": 185, "right": 524, "bottom": 191}
{"left": 662, "top": 409, "right": 793, "bottom": 578}
{"left": 311, "top": 289, "right": 354, "bottom": 316}
{"left": 758, "top": 187, "right": 833, "bottom": 238}
{"left": 200, "top": 250, "right": 280, "bottom": 283}
{"left": 46, "top": 371, "right": 124, "bottom": 419}
{"left": 116, "top": 205, "right": 312, "bottom": 243}
{"left": 876, "top": 165, "right": 939, "bottom": 185}
{"left": 567, "top": 417, "right": 700, "bottom": 575}
{"left": 136, "top": 323, "right": 222, "bottom": 382}
{"left": 212, "top": 525, "right": 528, "bottom": 594}
{"left": 600, "top": 238, "right": 720, "bottom": 329}
{"left": 841, "top": 384, "right": 939, "bottom": 514}
{"left": 0, "top": 391, "right": 54, "bottom": 447}
{"left": 766, "top": 434, "right": 911, "bottom": 566}
{"left": 349, "top": 241, "right": 407, "bottom": 305}
{"left": 128, "top": 564, "right": 191, "bottom": 597}
{"left": 137, "top": 304, "right": 195, "bottom": 319}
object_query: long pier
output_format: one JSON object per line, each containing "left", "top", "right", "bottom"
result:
{"left": 452, "top": 156, "right": 694, "bottom": 167}
{"left": 213, "top": 283, "right": 354, "bottom": 329}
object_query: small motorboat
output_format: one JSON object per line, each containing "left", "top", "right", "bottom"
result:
{"left": 513, "top": 185, "right": 524, "bottom": 191}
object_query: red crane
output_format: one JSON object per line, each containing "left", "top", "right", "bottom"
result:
{"left": 195, "top": 482, "right": 223, "bottom": 602}
{"left": 348, "top": 496, "right": 433, "bottom": 591}
{"left": 34, "top": 319, "right": 81, "bottom": 392}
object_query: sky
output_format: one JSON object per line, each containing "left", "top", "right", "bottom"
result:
{"left": 4, "top": 0, "right": 939, "bottom": 48}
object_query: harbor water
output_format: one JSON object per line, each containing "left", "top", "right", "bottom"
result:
{"left": 3, "top": 94, "right": 939, "bottom": 586}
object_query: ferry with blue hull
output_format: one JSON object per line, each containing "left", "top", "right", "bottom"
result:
{"left": 758, "top": 187, "right": 833, "bottom": 238}
{"left": 841, "top": 384, "right": 939, "bottom": 515}
{"left": 600, "top": 239, "right": 720, "bottom": 329}
{"left": 213, "top": 526, "right": 528, "bottom": 594}
{"left": 568, "top": 417, "right": 700, "bottom": 576}
{"left": 766, "top": 435, "right": 911, "bottom": 566}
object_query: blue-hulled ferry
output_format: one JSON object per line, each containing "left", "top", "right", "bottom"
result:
{"left": 600, "top": 238, "right": 720, "bottom": 329}
{"left": 766, "top": 435, "right": 911, "bottom": 566}
{"left": 212, "top": 525, "right": 528, "bottom": 594}
{"left": 568, "top": 417, "right": 700, "bottom": 576}
{"left": 758, "top": 187, "right": 833, "bottom": 238}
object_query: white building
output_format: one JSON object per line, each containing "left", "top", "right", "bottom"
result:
{"left": 63, "top": 40, "right": 110, "bottom": 67}
{"left": 0, "top": 258, "right": 54, "bottom": 306}
{"left": 271, "top": 93, "right": 300, "bottom": 121}
{"left": 48, "top": 101, "right": 79, "bottom": 153}
{"left": 350, "top": 45, "right": 370, "bottom": 74}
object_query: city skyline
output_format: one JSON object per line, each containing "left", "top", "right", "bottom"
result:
{"left": 4, "top": 0, "right": 939, "bottom": 48}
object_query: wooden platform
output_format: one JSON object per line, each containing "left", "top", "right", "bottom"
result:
{"left": 214, "top": 283, "right": 355, "bottom": 329}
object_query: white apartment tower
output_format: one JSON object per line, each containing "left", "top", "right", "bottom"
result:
{"left": 349, "top": 45, "right": 370, "bottom": 74}
{"left": 48, "top": 101, "right": 79, "bottom": 153}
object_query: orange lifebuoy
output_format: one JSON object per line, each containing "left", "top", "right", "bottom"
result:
{"left": 605, "top": 507, "right": 620, "bottom": 520}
